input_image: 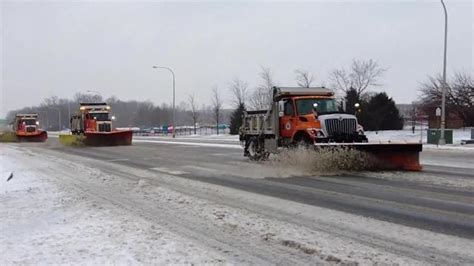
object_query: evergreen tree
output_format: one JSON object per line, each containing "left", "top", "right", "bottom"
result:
{"left": 342, "top": 87, "right": 362, "bottom": 114}
{"left": 359, "top": 92, "right": 404, "bottom": 131}
{"left": 229, "top": 103, "right": 245, "bottom": 135}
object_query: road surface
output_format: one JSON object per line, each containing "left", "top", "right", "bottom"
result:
{"left": 2, "top": 135, "right": 474, "bottom": 264}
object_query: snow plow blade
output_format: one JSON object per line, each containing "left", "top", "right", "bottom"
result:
{"left": 315, "top": 143, "right": 422, "bottom": 171}
{"left": 59, "top": 130, "right": 133, "bottom": 147}
{"left": 84, "top": 130, "right": 133, "bottom": 146}
{"left": 16, "top": 131, "right": 48, "bottom": 142}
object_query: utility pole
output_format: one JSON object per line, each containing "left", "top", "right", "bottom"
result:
{"left": 152, "top": 66, "right": 176, "bottom": 138}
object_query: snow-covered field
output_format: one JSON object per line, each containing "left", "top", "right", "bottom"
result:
{"left": 0, "top": 146, "right": 226, "bottom": 264}
{"left": 2, "top": 143, "right": 474, "bottom": 264}
{"left": 49, "top": 128, "right": 474, "bottom": 145}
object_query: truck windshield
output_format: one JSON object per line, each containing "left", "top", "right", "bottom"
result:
{"left": 21, "top": 119, "right": 37, "bottom": 125}
{"left": 296, "top": 98, "right": 339, "bottom": 115}
{"left": 90, "top": 112, "right": 110, "bottom": 121}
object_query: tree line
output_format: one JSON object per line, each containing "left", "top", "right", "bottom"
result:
{"left": 7, "top": 59, "right": 471, "bottom": 133}
{"left": 5, "top": 92, "right": 231, "bottom": 131}
{"left": 417, "top": 72, "right": 473, "bottom": 127}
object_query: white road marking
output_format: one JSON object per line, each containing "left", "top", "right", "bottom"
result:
{"left": 211, "top": 152, "right": 243, "bottom": 156}
{"left": 134, "top": 139, "right": 242, "bottom": 149}
{"left": 184, "top": 165, "right": 218, "bottom": 173}
{"left": 150, "top": 167, "right": 189, "bottom": 175}
{"left": 141, "top": 157, "right": 163, "bottom": 160}
{"left": 106, "top": 158, "right": 130, "bottom": 162}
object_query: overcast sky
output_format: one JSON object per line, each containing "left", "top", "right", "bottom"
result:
{"left": 1, "top": 0, "right": 473, "bottom": 117}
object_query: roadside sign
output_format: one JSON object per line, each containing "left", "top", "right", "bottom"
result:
{"left": 436, "top": 107, "right": 441, "bottom": 117}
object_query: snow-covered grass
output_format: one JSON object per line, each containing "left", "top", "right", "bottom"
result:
{"left": 365, "top": 128, "right": 472, "bottom": 145}
{"left": 0, "top": 146, "right": 226, "bottom": 264}
{"left": 133, "top": 128, "right": 473, "bottom": 145}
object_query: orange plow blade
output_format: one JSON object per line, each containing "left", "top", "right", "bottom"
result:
{"left": 315, "top": 143, "right": 423, "bottom": 171}
{"left": 83, "top": 130, "right": 133, "bottom": 146}
{"left": 16, "top": 131, "right": 48, "bottom": 142}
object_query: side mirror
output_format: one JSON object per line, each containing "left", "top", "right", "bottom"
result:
{"left": 278, "top": 101, "right": 285, "bottom": 117}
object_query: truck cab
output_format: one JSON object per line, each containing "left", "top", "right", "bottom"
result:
{"left": 278, "top": 93, "right": 367, "bottom": 145}
{"left": 241, "top": 87, "right": 368, "bottom": 159}
{"left": 71, "top": 103, "right": 113, "bottom": 134}
{"left": 14, "top": 114, "right": 41, "bottom": 135}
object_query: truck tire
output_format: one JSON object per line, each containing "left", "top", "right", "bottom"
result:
{"left": 246, "top": 137, "right": 268, "bottom": 161}
{"left": 293, "top": 132, "right": 313, "bottom": 149}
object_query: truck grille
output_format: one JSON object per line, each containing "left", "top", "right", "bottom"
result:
{"left": 325, "top": 118, "right": 357, "bottom": 135}
{"left": 26, "top": 127, "right": 36, "bottom": 133}
{"left": 98, "top": 123, "right": 111, "bottom": 132}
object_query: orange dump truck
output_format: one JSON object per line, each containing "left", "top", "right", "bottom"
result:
{"left": 64, "top": 102, "right": 132, "bottom": 146}
{"left": 239, "top": 87, "right": 422, "bottom": 171}
{"left": 13, "top": 113, "right": 48, "bottom": 142}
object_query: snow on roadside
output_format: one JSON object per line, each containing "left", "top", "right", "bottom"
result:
{"left": 0, "top": 145, "right": 226, "bottom": 264}
{"left": 365, "top": 128, "right": 473, "bottom": 145}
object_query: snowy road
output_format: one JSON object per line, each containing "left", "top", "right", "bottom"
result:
{"left": 2, "top": 137, "right": 474, "bottom": 264}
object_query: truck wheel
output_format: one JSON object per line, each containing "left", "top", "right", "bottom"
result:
{"left": 294, "top": 135, "right": 312, "bottom": 149}
{"left": 247, "top": 137, "right": 265, "bottom": 161}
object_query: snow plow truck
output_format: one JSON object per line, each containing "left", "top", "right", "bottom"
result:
{"left": 239, "top": 87, "right": 422, "bottom": 171}
{"left": 59, "top": 102, "right": 132, "bottom": 146}
{"left": 13, "top": 114, "right": 48, "bottom": 142}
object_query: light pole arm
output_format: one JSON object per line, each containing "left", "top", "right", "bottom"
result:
{"left": 152, "top": 66, "right": 176, "bottom": 138}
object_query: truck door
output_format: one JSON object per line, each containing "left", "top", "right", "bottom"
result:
{"left": 280, "top": 99, "right": 297, "bottom": 138}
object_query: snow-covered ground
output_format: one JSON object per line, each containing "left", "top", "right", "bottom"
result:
{"left": 149, "top": 129, "right": 473, "bottom": 146}
{"left": 365, "top": 128, "right": 472, "bottom": 144}
{"left": 2, "top": 143, "right": 474, "bottom": 264}
{"left": 0, "top": 146, "right": 226, "bottom": 264}
{"left": 48, "top": 128, "right": 474, "bottom": 145}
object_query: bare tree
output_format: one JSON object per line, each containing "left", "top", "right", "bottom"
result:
{"left": 188, "top": 94, "right": 200, "bottom": 134}
{"left": 229, "top": 78, "right": 248, "bottom": 107}
{"left": 330, "top": 59, "right": 386, "bottom": 97}
{"left": 295, "top": 69, "right": 314, "bottom": 88}
{"left": 419, "top": 71, "right": 474, "bottom": 126}
{"left": 73, "top": 92, "right": 102, "bottom": 103}
{"left": 211, "top": 87, "right": 223, "bottom": 134}
{"left": 249, "top": 66, "right": 275, "bottom": 110}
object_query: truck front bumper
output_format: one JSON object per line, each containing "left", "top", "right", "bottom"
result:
{"left": 314, "top": 133, "right": 368, "bottom": 143}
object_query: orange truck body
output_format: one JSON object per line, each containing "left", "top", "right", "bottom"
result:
{"left": 69, "top": 102, "right": 132, "bottom": 146}
{"left": 240, "top": 87, "right": 422, "bottom": 171}
{"left": 13, "top": 113, "right": 48, "bottom": 142}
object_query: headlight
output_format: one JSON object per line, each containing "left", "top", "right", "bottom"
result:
{"left": 307, "top": 128, "right": 325, "bottom": 138}
{"left": 36, "top": 121, "right": 40, "bottom": 125}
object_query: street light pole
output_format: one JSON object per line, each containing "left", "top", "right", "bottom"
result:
{"left": 439, "top": 0, "right": 448, "bottom": 145}
{"left": 152, "top": 66, "right": 176, "bottom": 138}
